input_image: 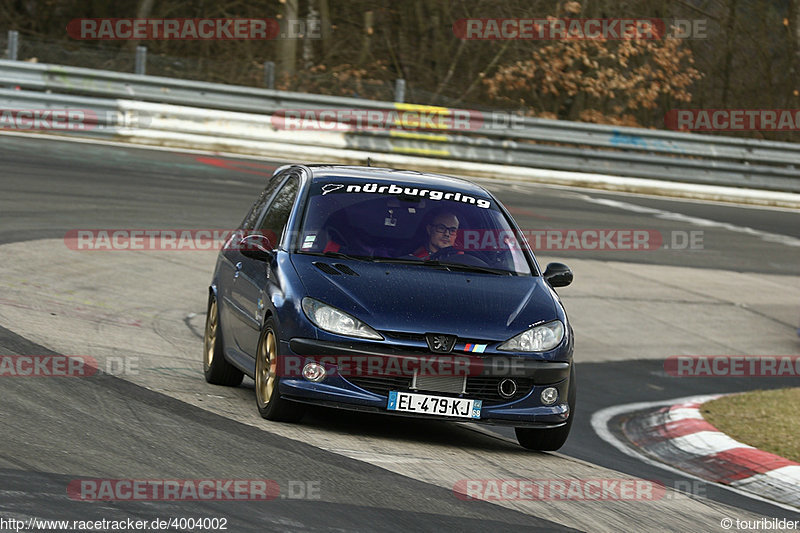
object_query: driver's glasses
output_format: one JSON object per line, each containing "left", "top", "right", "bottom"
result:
{"left": 432, "top": 224, "right": 458, "bottom": 235}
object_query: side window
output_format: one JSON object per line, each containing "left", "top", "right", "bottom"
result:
{"left": 257, "top": 177, "right": 299, "bottom": 248}
{"left": 240, "top": 173, "right": 286, "bottom": 230}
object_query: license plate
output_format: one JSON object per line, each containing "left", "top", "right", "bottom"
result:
{"left": 387, "top": 391, "right": 481, "bottom": 419}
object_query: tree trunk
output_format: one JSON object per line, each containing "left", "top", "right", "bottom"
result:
{"left": 125, "top": 0, "right": 155, "bottom": 50}
{"left": 278, "top": 0, "right": 300, "bottom": 82}
{"left": 720, "top": 0, "right": 738, "bottom": 107}
{"left": 318, "top": 0, "right": 332, "bottom": 53}
{"left": 303, "top": 0, "right": 320, "bottom": 70}
{"left": 358, "top": 10, "right": 374, "bottom": 66}
{"left": 788, "top": 0, "right": 800, "bottom": 104}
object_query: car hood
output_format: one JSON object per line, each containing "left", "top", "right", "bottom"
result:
{"left": 291, "top": 255, "right": 559, "bottom": 340}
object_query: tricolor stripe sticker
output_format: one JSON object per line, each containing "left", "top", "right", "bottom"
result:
{"left": 464, "top": 343, "right": 487, "bottom": 353}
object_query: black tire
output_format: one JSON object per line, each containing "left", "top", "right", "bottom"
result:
{"left": 254, "top": 318, "right": 306, "bottom": 422}
{"left": 203, "top": 293, "right": 244, "bottom": 386}
{"left": 515, "top": 365, "right": 576, "bottom": 451}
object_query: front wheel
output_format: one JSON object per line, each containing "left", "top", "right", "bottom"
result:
{"left": 515, "top": 365, "right": 576, "bottom": 451}
{"left": 255, "top": 319, "right": 305, "bottom": 422}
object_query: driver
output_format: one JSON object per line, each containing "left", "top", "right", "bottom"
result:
{"left": 412, "top": 211, "right": 462, "bottom": 260}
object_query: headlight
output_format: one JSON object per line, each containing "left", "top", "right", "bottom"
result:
{"left": 302, "top": 298, "right": 383, "bottom": 340}
{"left": 497, "top": 320, "right": 564, "bottom": 352}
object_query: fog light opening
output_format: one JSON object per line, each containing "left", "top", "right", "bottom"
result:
{"left": 541, "top": 387, "right": 558, "bottom": 405}
{"left": 302, "top": 362, "right": 326, "bottom": 382}
{"left": 498, "top": 378, "right": 518, "bottom": 399}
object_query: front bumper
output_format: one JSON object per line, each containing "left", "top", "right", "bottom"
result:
{"left": 278, "top": 337, "right": 573, "bottom": 427}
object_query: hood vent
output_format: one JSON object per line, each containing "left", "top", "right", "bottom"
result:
{"left": 312, "top": 261, "right": 341, "bottom": 275}
{"left": 333, "top": 263, "right": 359, "bottom": 276}
{"left": 312, "top": 262, "right": 359, "bottom": 276}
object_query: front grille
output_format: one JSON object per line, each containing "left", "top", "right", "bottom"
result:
{"left": 466, "top": 377, "right": 535, "bottom": 404}
{"left": 347, "top": 375, "right": 535, "bottom": 405}
{"left": 414, "top": 375, "right": 465, "bottom": 394}
{"left": 347, "top": 376, "right": 412, "bottom": 396}
{"left": 380, "top": 331, "right": 495, "bottom": 349}
{"left": 381, "top": 331, "right": 427, "bottom": 343}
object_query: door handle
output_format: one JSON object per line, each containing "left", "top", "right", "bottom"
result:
{"left": 233, "top": 261, "right": 243, "bottom": 279}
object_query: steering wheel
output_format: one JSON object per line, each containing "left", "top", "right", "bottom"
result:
{"left": 429, "top": 246, "right": 490, "bottom": 267}
{"left": 429, "top": 246, "right": 459, "bottom": 261}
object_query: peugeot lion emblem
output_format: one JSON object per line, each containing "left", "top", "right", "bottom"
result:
{"left": 426, "top": 333, "right": 457, "bottom": 353}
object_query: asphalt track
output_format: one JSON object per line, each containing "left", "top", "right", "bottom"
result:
{"left": 1, "top": 134, "right": 799, "bottom": 531}
{"left": 0, "top": 326, "right": 560, "bottom": 532}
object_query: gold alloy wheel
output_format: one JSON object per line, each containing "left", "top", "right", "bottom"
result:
{"left": 204, "top": 298, "right": 218, "bottom": 368}
{"left": 256, "top": 330, "right": 278, "bottom": 409}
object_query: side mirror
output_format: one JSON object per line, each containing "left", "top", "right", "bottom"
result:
{"left": 239, "top": 233, "right": 274, "bottom": 261}
{"left": 543, "top": 262, "right": 573, "bottom": 287}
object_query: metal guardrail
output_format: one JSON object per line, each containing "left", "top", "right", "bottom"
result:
{"left": 1, "top": 59, "right": 800, "bottom": 193}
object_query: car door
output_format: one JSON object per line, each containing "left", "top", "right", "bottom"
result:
{"left": 230, "top": 174, "right": 300, "bottom": 357}
{"left": 219, "top": 171, "right": 287, "bottom": 358}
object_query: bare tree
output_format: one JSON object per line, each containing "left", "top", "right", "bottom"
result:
{"left": 278, "top": 0, "right": 299, "bottom": 80}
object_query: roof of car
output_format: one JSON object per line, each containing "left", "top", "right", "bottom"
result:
{"left": 302, "top": 165, "right": 491, "bottom": 196}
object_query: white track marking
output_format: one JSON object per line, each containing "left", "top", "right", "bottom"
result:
{"left": 666, "top": 431, "right": 753, "bottom": 455}
{"left": 666, "top": 408, "right": 706, "bottom": 421}
{"left": 581, "top": 196, "right": 800, "bottom": 247}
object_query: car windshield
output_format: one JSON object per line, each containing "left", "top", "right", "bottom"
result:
{"left": 296, "top": 179, "right": 532, "bottom": 275}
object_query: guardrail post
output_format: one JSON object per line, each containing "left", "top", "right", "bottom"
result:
{"left": 394, "top": 78, "right": 405, "bottom": 103}
{"left": 135, "top": 46, "right": 147, "bottom": 75}
{"left": 264, "top": 61, "right": 275, "bottom": 89}
{"left": 7, "top": 30, "right": 19, "bottom": 60}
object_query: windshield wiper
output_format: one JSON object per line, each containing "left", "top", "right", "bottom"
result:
{"left": 301, "top": 253, "right": 513, "bottom": 275}
{"left": 431, "top": 262, "right": 512, "bottom": 276}
{"left": 370, "top": 257, "right": 427, "bottom": 265}
{"left": 372, "top": 257, "right": 511, "bottom": 275}
{"left": 370, "top": 257, "right": 456, "bottom": 271}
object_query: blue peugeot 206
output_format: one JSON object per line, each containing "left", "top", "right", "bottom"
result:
{"left": 203, "top": 164, "right": 575, "bottom": 450}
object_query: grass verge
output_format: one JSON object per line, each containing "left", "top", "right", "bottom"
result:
{"left": 702, "top": 388, "right": 800, "bottom": 463}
